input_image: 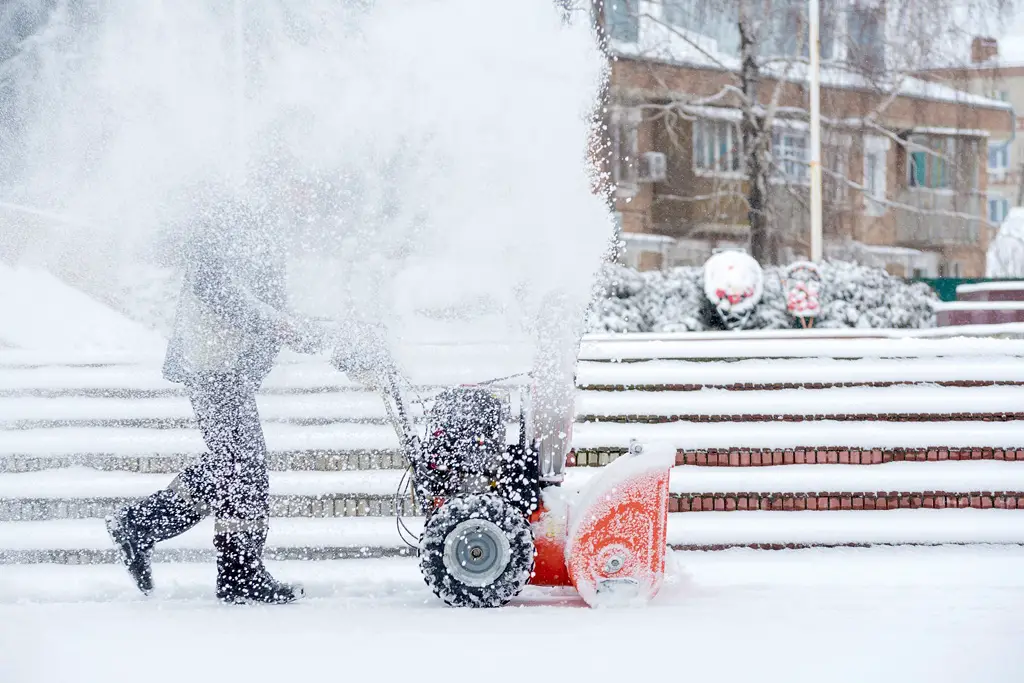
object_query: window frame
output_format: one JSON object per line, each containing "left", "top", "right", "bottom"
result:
{"left": 907, "top": 135, "right": 954, "bottom": 192}
{"left": 989, "top": 141, "right": 1010, "bottom": 173}
{"left": 604, "top": 0, "right": 639, "bottom": 43}
{"left": 863, "top": 135, "right": 890, "bottom": 217}
{"left": 771, "top": 128, "right": 811, "bottom": 184}
{"left": 989, "top": 196, "right": 1010, "bottom": 224}
{"left": 610, "top": 107, "right": 642, "bottom": 193}
{"left": 692, "top": 118, "right": 744, "bottom": 178}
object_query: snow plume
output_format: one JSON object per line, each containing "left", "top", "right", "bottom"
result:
{"left": 0, "top": 0, "right": 612, "bottom": 353}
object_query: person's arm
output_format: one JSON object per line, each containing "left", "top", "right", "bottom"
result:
{"left": 191, "top": 255, "right": 285, "bottom": 335}
{"left": 191, "top": 255, "right": 325, "bottom": 353}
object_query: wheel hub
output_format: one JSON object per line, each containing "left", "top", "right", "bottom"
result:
{"left": 443, "top": 519, "right": 512, "bottom": 588}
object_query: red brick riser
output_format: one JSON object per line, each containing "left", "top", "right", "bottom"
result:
{"left": 580, "top": 380, "right": 1024, "bottom": 392}
{"left": 579, "top": 413, "right": 1024, "bottom": 424}
{"left": 567, "top": 447, "right": 1024, "bottom": 467}
{"left": 671, "top": 491, "right": 1024, "bottom": 512}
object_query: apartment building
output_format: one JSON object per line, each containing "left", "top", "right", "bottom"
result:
{"left": 601, "top": 1, "right": 1014, "bottom": 277}
{"left": 927, "top": 37, "right": 1023, "bottom": 234}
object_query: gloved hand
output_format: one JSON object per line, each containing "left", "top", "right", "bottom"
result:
{"left": 277, "top": 315, "right": 329, "bottom": 354}
{"left": 329, "top": 321, "right": 395, "bottom": 386}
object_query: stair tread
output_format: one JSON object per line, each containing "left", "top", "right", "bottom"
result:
{"left": 576, "top": 357, "right": 1024, "bottom": 388}
{"left": 576, "top": 385, "right": 1024, "bottom": 417}
{"left": 2, "top": 509, "right": 1023, "bottom": 551}
{"left": 573, "top": 420, "right": 1024, "bottom": 450}
{"left": 5, "top": 461, "right": 1024, "bottom": 501}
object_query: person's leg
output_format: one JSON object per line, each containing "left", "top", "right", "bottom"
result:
{"left": 180, "top": 375, "right": 301, "bottom": 604}
{"left": 105, "top": 373, "right": 260, "bottom": 596}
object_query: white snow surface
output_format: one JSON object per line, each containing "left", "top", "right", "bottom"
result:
{"left": 6, "top": 419, "right": 1024, "bottom": 457}
{"left": 3, "top": 509, "right": 1023, "bottom": 551}
{"left": 576, "top": 356, "right": 1024, "bottom": 387}
{"left": 1, "top": 393, "right": 414, "bottom": 422}
{"left": 576, "top": 385, "right": 1024, "bottom": 417}
{"left": 579, "top": 337, "right": 1024, "bottom": 360}
{"left": 0, "top": 265, "right": 165, "bottom": 352}
{"left": 610, "top": 461, "right": 1024, "bottom": 495}
{"left": 957, "top": 281, "right": 1024, "bottom": 294}
{"left": 5, "top": 460, "right": 1022, "bottom": 500}
{"left": 12, "top": 384, "right": 1023, "bottom": 424}
{"left": 0, "top": 467, "right": 407, "bottom": 499}
{"left": 572, "top": 420, "right": 1024, "bottom": 450}
{"left": 0, "top": 516, "right": 419, "bottom": 551}
{"left": 2, "top": 548, "right": 1024, "bottom": 682}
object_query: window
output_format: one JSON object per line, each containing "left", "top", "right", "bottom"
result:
{"left": 863, "top": 135, "right": 889, "bottom": 216}
{"left": 772, "top": 129, "right": 809, "bottom": 182}
{"left": 693, "top": 119, "right": 742, "bottom": 174}
{"left": 847, "top": 4, "right": 885, "bottom": 72}
{"left": 940, "top": 261, "right": 964, "bottom": 278}
{"left": 662, "top": 1, "right": 740, "bottom": 55}
{"left": 762, "top": 0, "right": 836, "bottom": 60}
{"left": 989, "top": 142, "right": 1010, "bottom": 172}
{"left": 908, "top": 136, "right": 953, "bottom": 190}
{"left": 604, "top": 0, "right": 638, "bottom": 43}
{"left": 610, "top": 108, "right": 640, "bottom": 189}
{"left": 989, "top": 197, "right": 1010, "bottom": 224}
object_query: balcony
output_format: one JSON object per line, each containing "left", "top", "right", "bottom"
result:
{"left": 893, "top": 190, "right": 983, "bottom": 247}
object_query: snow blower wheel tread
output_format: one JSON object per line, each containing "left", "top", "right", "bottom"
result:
{"left": 420, "top": 493, "right": 534, "bottom": 608}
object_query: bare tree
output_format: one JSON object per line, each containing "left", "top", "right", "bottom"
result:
{"left": 599, "top": 0, "right": 1017, "bottom": 266}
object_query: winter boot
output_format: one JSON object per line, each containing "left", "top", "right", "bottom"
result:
{"left": 106, "top": 483, "right": 205, "bottom": 595}
{"left": 214, "top": 519, "right": 304, "bottom": 605}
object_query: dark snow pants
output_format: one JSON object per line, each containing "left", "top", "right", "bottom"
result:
{"left": 172, "top": 373, "right": 270, "bottom": 528}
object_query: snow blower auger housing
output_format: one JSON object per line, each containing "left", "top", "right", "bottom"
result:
{"left": 377, "top": 368, "right": 675, "bottom": 609}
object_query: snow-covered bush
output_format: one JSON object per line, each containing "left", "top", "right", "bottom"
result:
{"left": 586, "top": 260, "right": 937, "bottom": 333}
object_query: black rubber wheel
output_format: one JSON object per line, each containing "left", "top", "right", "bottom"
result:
{"left": 420, "top": 493, "right": 534, "bottom": 608}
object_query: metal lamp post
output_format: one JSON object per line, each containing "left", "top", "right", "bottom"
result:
{"left": 809, "top": 0, "right": 823, "bottom": 262}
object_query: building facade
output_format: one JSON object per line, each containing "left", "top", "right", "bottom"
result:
{"left": 926, "top": 38, "right": 1024, "bottom": 240}
{"left": 600, "top": 1, "right": 1014, "bottom": 277}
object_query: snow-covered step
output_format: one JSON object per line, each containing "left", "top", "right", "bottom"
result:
{"left": 6, "top": 545, "right": 1024, "bottom": 604}
{"left": 6, "top": 461, "right": 1021, "bottom": 503}
{"left": 0, "top": 516, "right": 422, "bottom": 552}
{"left": 571, "top": 420, "right": 1024, "bottom": 451}
{"left": 6, "top": 462, "right": 1024, "bottom": 522}
{"left": 3, "top": 510, "right": 1023, "bottom": 564}
{"left": 11, "top": 420, "right": 1024, "bottom": 460}
{"left": 575, "top": 357, "right": 1024, "bottom": 390}
{"left": 576, "top": 385, "right": 1024, "bottom": 421}
{"left": 0, "top": 516, "right": 420, "bottom": 563}
{"left": 0, "top": 392, "right": 410, "bottom": 428}
{"left": 0, "top": 467, "right": 406, "bottom": 499}
{"left": 0, "top": 450, "right": 408, "bottom": 474}
{"left": 0, "top": 423, "right": 404, "bottom": 456}
{"left": 578, "top": 337, "right": 1024, "bottom": 361}
{"left": 571, "top": 461, "right": 1024, "bottom": 495}
{"left": 669, "top": 509, "right": 1024, "bottom": 549}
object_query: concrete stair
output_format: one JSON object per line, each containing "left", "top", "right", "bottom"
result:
{"left": 3, "top": 335, "right": 1024, "bottom": 563}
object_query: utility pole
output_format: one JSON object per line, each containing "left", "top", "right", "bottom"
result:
{"left": 809, "top": 0, "right": 823, "bottom": 262}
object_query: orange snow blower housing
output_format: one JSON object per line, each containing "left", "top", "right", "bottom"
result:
{"left": 377, "top": 366, "right": 674, "bottom": 609}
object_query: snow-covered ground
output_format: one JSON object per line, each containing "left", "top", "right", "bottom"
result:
{"left": 1, "top": 547, "right": 1023, "bottom": 682}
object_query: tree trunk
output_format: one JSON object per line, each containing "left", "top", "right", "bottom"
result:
{"left": 738, "top": 14, "right": 772, "bottom": 264}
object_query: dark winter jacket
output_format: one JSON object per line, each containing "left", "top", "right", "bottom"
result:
{"left": 163, "top": 204, "right": 290, "bottom": 387}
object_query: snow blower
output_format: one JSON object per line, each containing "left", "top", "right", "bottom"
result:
{"left": 373, "top": 358, "right": 675, "bottom": 608}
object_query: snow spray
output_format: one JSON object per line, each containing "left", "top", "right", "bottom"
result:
{"left": 0, "top": 0, "right": 613, "bottom": 358}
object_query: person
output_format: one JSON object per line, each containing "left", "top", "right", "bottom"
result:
{"left": 105, "top": 191, "right": 331, "bottom": 605}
